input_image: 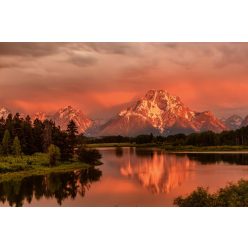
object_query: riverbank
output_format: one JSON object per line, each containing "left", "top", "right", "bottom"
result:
{"left": 86, "top": 143, "right": 248, "bottom": 152}
{"left": 162, "top": 145, "right": 248, "bottom": 152}
{"left": 0, "top": 153, "right": 90, "bottom": 182}
{"left": 86, "top": 142, "right": 157, "bottom": 148}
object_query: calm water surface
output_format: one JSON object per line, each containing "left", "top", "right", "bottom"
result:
{"left": 2, "top": 147, "right": 248, "bottom": 207}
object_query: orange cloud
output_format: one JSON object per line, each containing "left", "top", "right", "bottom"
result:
{"left": 1, "top": 43, "right": 248, "bottom": 119}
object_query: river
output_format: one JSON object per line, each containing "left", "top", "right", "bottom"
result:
{"left": 1, "top": 147, "right": 248, "bottom": 206}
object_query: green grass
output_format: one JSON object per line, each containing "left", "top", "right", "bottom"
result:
{"left": 0, "top": 153, "right": 90, "bottom": 182}
{"left": 86, "top": 143, "right": 248, "bottom": 151}
{"left": 86, "top": 142, "right": 157, "bottom": 148}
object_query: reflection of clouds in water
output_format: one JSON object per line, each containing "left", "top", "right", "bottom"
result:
{"left": 120, "top": 151, "right": 196, "bottom": 194}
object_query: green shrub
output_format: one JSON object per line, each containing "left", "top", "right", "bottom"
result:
{"left": 48, "top": 144, "right": 61, "bottom": 166}
{"left": 174, "top": 179, "right": 248, "bottom": 207}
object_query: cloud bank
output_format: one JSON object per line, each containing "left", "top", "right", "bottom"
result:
{"left": 0, "top": 42, "right": 248, "bottom": 119}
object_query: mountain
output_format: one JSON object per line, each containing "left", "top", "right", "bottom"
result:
{"left": 223, "top": 115, "right": 243, "bottom": 130}
{"left": 97, "top": 90, "right": 227, "bottom": 136}
{"left": 52, "top": 106, "right": 93, "bottom": 133}
{"left": 0, "top": 107, "right": 11, "bottom": 119}
{"left": 32, "top": 112, "right": 50, "bottom": 122}
{"left": 241, "top": 115, "right": 248, "bottom": 128}
{"left": 31, "top": 106, "right": 93, "bottom": 133}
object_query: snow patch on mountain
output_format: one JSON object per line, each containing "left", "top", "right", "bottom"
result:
{"left": 98, "top": 89, "right": 227, "bottom": 136}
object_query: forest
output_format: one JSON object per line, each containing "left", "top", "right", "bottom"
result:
{"left": 0, "top": 113, "right": 101, "bottom": 168}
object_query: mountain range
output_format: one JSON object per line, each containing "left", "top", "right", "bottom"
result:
{"left": 0, "top": 106, "right": 93, "bottom": 133}
{"left": 1, "top": 89, "right": 248, "bottom": 136}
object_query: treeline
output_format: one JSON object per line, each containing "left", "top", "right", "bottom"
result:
{"left": 0, "top": 113, "right": 78, "bottom": 159}
{"left": 87, "top": 125, "right": 248, "bottom": 146}
{"left": 0, "top": 113, "right": 101, "bottom": 164}
{"left": 166, "top": 126, "right": 248, "bottom": 146}
{"left": 87, "top": 134, "right": 166, "bottom": 144}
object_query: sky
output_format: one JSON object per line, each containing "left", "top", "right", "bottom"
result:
{"left": 1, "top": 42, "right": 248, "bottom": 119}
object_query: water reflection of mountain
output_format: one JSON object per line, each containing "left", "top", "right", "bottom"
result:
{"left": 0, "top": 167, "right": 102, "bottom": 207}
{"left": 120, "top": 150, "right": 195, "bottom": 194}
{"left": 186, "top": 153, "right": 248, "bottom": 165}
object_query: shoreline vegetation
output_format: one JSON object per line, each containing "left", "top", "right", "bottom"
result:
{"left": 0, "top": 116, "right": 103, "bottom": 183}
{"left": 85, "top": 124, "right": 248, "bottom": 151}
{"left": 86, "top": 142, "right": 157, "bottom": 148}
{"left": 0, "top": 153, "right": 94, "bottom": 182}
{"left": 86, "top": 142, "right": 248, "bottom": 152}
{"left": 174, "top": 179, "right": 248, "bottom": 207}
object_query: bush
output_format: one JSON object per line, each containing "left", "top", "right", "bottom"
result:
{"left": 48, "top": 144, "right": 61, "bottom": 166}
{"left": 174, "top": 179, "right": 248, "bottom": 207}
{"left": 77, "top": 147, "right": 102, "bottom": 165}
{"left": 174, "top": 187, "right": 215, "bottom": 207}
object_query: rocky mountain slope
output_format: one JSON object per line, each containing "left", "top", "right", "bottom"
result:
{"left": 97, "top": 90, "right": 227, "bottom": 136}
{"left": 51, "top": 106, "right": 93, "bottom": 133}
{"left": 241, "top": 115, "right": 248, "bottom": 128}
{"left": 222, "top": 115, "right": 243, "bottom": 130}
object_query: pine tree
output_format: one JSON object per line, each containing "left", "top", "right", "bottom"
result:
{"left": 2, "top": 129, "right": 11, "bottom": 155}
{"left": 12, "top": 136, "right": 22, "bottom": 156}
{"left": 66, "top": 120, "right": 78, "bottom": 159}
{"left": 42, "top": 120, "right": 52, "bottom": 152}
{"left": 12, "top": 113, "right": 22, "bottom": 138}
{"left": 22, "top": 115, "right": 34, "bottom": 154}
{"left": 33, "top": 119, "right": 44, "bottom": 152}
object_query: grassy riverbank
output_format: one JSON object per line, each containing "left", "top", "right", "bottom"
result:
{"left": 86, "top": 143, "right": 248, "bottom": 152}
{"left": 86, "top": 142, "right": 157, "bottom": 148}
{"left": 0, "top": 153, "right": 90, "bottom": 182}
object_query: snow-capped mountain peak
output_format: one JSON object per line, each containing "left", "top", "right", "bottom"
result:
{"left": 98, "top": 89, "right": 227, "bottom": 136}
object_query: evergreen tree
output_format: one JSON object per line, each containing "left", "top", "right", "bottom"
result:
{"left": 42, "top": 120, "right": 53, "bottom": 152}
{"left": 0, "top": 144, "right": 3, "bottom": 156}
{"left": 22, "top": 115, "right": 34, "bottom": 154}
{"left": 66, "top": 120, "right": 78, "bottom": 159}
{"left": 12, "top": 113, "right": 22, "bottom": 138}
{"left": 0, "top": 117, "right": 5, "bottom": 141}
{"left": 33, "top": 119, "right": 44, "bottom": 152}
{"left": 12, "top": 136, "right": 22, "bottom": 156}
{"left": 2, "top": 129, "right": 11, "bottom": 155}
{"left": 5, "top": 114, "right": 13, "bottom": 134}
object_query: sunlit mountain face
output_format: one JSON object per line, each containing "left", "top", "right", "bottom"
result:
{"left": 98, "top": 89, "right": 227, "bottom": 136}
{"left": 120, "top": 149, "right": 196, "bottom": 194}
